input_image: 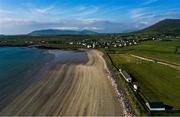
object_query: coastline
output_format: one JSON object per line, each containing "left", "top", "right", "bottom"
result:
{"left": 0, "top": 44, "right": 81, "bottom": 51}
{"left": 0, "top": 49, "right": 125, "bottom": 116}
{"left": 0, "top": 47, "right": 55, "bottom": 110}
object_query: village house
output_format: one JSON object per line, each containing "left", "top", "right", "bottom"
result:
{"left": 133, "top": 83, "right": 138, "bottom": 91}
{"left": 120, "top": 70, "right": 132, "bottom": 82}
{"left": 146, "top": 102, "right": 165, "bottom": 111}
{"left": 69, "top": 42, "right": 73, "bottom": 45}
{"left": 87, "top": 45, "right": 92, "bottom": 48}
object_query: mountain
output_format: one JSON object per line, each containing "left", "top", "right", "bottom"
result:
{"left": 0, "top": 34, "right": 4, "bottom": 37}
{"left": 135, "top": 19, "right": 180, "bottom": 36}
{"left": 28, "top": 29, "right": 98, "bottom": 36}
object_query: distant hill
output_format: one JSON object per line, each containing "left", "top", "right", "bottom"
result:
{"left": 135, "top": 19, "right": 180, "bottom": 36}
{"left": 0, "top": 34, "right": 4, "bottom": 38}
{"left": 28, "top": 29, "right": 98, "bottom": 36}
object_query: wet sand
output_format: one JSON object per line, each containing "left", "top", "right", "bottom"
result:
{"left": 0, "top": 49, "right": 124, "bottom": 116}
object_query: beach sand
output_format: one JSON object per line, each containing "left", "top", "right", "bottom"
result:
{"left": 0, "top": 49, "right": 124, "bottom": 116}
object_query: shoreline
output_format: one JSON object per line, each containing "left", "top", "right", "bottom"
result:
{"left": 0, "top": 49, "right": 125, "bottom": 116}
{"left": 101, "top": 53, "right": 135, "bottom": 116}
{"left": 0, "top": 44, "right": 81, "bottom": 51}
{"left": 0, "top": 47, "right": 55, "bottom": 110}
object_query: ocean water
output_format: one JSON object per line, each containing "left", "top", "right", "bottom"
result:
{"left": 0, "top": 48, "right": 88, "bottom": 82}
{"left": 0, "top": 47, "right": 49, "bottom": 81}
{"left": 0, "top": 47, "right": 88, "bottom": 110}
{"left": 48, "top": 50, "right": 88, "bottom": 64}
{"left": 0, "top": 47, "right": 52, "bottom": 109}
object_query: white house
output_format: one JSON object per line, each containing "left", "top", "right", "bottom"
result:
{"left": 146, "top": 102, "right": 165, "bottom": 111}
{"left": 87, "top": 45, "right": 91, "bottom": 48}
{"left": 69, "top": 42, "right": 73, "bottom": 45}
{"left": 133, "top": 84, "right": 138, "bottom": 91}
{"left": 121, "top": 70, "right": 132, "bottom": 82}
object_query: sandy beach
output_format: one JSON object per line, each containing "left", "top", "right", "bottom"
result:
{"left": 0, "top": 49, "right": 124, "bottom": 116}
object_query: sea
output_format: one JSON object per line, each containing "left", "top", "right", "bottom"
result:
{"left": 0, "top": 47, "right": 53, "bottom": 109}
{"left": 0, "top": 47, "right": 88, "bottom": 110}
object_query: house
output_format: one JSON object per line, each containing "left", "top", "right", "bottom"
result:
{"left": 133, "top": 84, "right": 138, "bottom": 91}
{"left": 121, "top": 70, "right": 132, "bottom": 82}
{"left": 69, "top": 42, "right": 73, "bottom": 45}
{"left": 146, "top": 102, "right": 165, "bottom": 111}
{"left": 87, "top": 45, "right": 91, "bottom": 48}
{"left": 92, "top": 43, "right": 95, "bottom": 48}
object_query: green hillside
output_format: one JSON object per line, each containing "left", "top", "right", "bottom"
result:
{"left": 135, "top": 19, "right": 180, "bottom": 36}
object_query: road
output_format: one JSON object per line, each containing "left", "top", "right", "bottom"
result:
{"left": 0, "top": 50, "right": 125, "bottom": 116}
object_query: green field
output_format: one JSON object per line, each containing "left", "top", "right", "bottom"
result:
{"left": 110, "top": 53, "right": 180, "bottom": 109}
{"left": 107, "top": 40, "right": 180, "bottom": 65}
{"left": 130, "top": 40, "right": 180, "bottom": 65}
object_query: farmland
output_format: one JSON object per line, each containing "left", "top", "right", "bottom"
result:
{"left": 110, "top": 53, "right": 180, "bottom": 109}
{"left": 106, "top": 40, "right": 180, "bottom": 113}
{"left": 107, "top": 40, "right": 180, "bottom": 65}
{"left": 130, "top": 40, "right": 180, "bottom": 65}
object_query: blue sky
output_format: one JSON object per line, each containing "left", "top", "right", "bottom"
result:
{"left": 0, "top": 0, "right": 180, "bottom": 34}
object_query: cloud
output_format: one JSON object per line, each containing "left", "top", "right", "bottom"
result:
{"left": 0, "top": 9, "right": 13, "bottom": 14}
{"left": 142, "top": 0, "right": 159, "bottom": 5}
{"left": 50, "top": 26, "right": 80, "bottom": 30}
{"left": 130, "top": 8, "right": 147, "bottom": 19}
{"left": 0, "top": 18, "right": 140, "bottom": 34}
{"left": 1, "top": 8, "right": 180, "bottom": 35}
{"left": 130, "top": 7, "right": 180, "bottom": 28}
{"left": 129, "top": 8, "right": 153, "bottom": 26}
{"left": 29, "top": 5, "right": 55, "bottom": 14}
{"left": 155, "top": 12, "right": 180, "bottom": 19}
{"left": 1, "top": 0, "right": 180, "bottom": 35}
{"left": 33, "top": 5, "right": 54, "bottom": 14}
{"left": 0, "top": 18, "right": 35, "bottom": 25}
{"left": 82, "top": 26, "right": 102, "bottom": 31}
{"left": 74, "top": 6, "right": 99, "bottom": 17}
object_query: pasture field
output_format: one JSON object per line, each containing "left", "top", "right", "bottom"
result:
{"left": 107, "top": 40, "right": 180, "bottom": 65}
{"left": 110, "top": 54, "right": 180, "bottom": 109}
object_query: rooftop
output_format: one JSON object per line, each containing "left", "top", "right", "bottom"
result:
{"left": 122, "top": 70, "right": 131, "bottom": 79}
{"left": 149, "top": 102, "right": 165, "bottom": 108}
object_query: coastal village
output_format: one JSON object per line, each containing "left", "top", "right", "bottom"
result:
{"left": 0, "top": 30, "right": 180, "bottom": 115}
{"left": 69, "top": 39, "right": 139, "bottom": 49}
{"left": 0, "top": 0, "right": 180, "bottom": 115}
{"left": 1, "top": 34, "right": 180, "bottom": 49}
{"left": 68, "top": 35, "right": 180, "bottom": 49}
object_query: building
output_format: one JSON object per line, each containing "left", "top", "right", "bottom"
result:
{"left": 121, "top": 70, "right": 132, "bottom": 82}
{"left": 69, "top": 42, "right": 73, "bottom": 45}
{"left": 146, "top": 102, "right": 165, "bottom": 111}
{"left": 133, "top": 84, "right": 138, "bottom": 91}
{"left": 87, "top": 45, "right": 92, "bottom": 48}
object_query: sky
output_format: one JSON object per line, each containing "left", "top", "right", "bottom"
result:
{"left": 0, "top": 0, "right": 180, "bottom": 34}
